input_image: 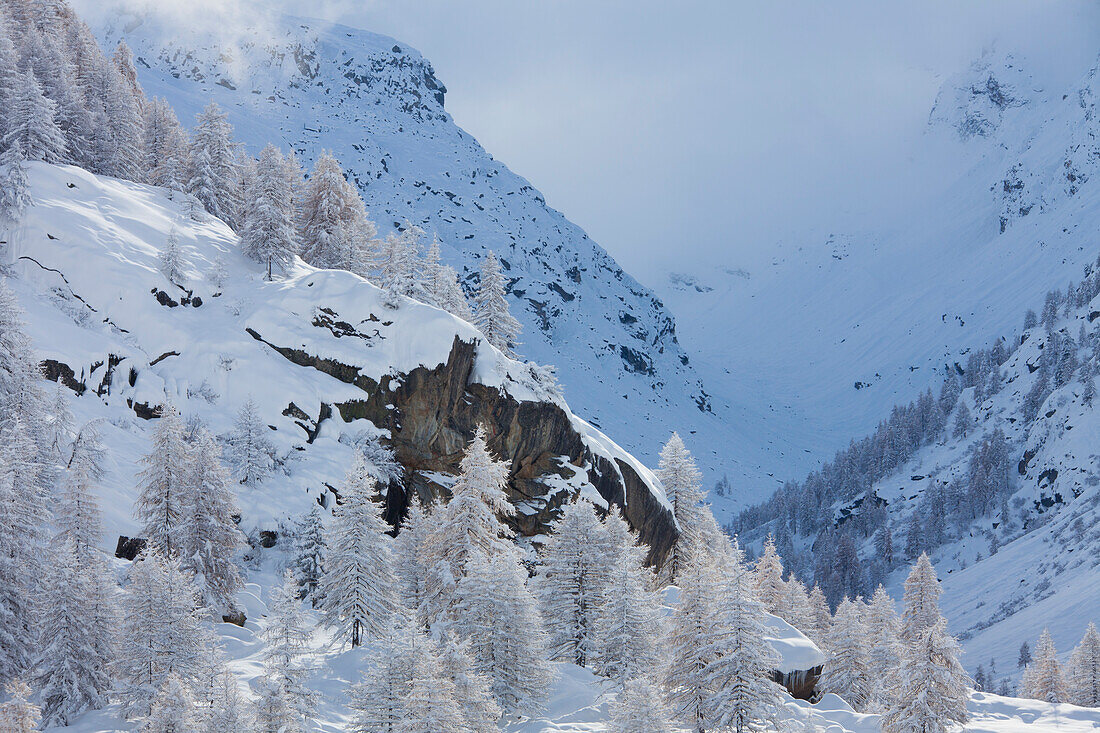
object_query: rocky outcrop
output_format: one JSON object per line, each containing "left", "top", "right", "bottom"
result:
{"left": 255, "top": 331, "right": 678, "bottom": 565}
{"left": 773, "top": 666, "right": 822, "bottom": 701}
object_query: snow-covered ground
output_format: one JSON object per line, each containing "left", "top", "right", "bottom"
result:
{"left": 3, "top": 161, "right": 668, "bottom": 542}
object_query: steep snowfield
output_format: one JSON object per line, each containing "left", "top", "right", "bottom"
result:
{"left": 68, "top": 3, "right": 755, "bottom": 501}
{"left": 3, "top": 162, "right": 668, "bottom": 542}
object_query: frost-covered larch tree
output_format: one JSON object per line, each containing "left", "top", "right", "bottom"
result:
{"left": 883, "top": 618, "right": 970, "bottom": 733}
{"left": 0, "top": 419, "right": 46, "bottom": 685}
{"left": 473, "top": 250, "right": 521, "bottom": 356}
{"left": 593, "top": 510, "right": 663, "bottom": 688}
{"left": 864, "top": 584, "right": 903, "bottom": 711}
{"left": 0, "top": 679, "right": 40, "bottom": 732}
{"left": 297, "top": 151, "right": 374, "bottom": 273}
{"left": 199, "top": 668, "right": 252, "bottom": 733}
{"left": 4, "top": 70, "right": 66, "bottom": 162}
{"left": 380, "top": 222, "right": 428, "bottom": 308}
{"left": 453, "top": 553, "right": 554, "bottom": 714}
{"left": 883, "top": 555, "right": 969, "bottom": 733}
{"left": 158, "top": 227, "right": 187, "bottom": 284}
{"left": 1068, "top": 622, "right": 1100, "bottom": 707}
{"left": 225, "top": 397, "right": 275, "bottom": 487}
{"left": 320, "top": 455, "right": 402, "bottom": 647}
{"left": 779, "top": 577, "right": 815, "bottom": 635}
{"left": 242, "top": 143, "right": 298, "bottom": 279}
{"left": 347, "top": 627, "right": 412, "bottom": 732}
{"left": 436, "top": 632, "right": 501, "bottom": 732}
{"left": 656, "top": 431, "right": 707, "bottom": 584}
{"left": 143, "top": 96, "right": 187, "bottom": 191}
{"left": 33, "top": 538, "right": 113, "bottom": 727}
{"left": 0, "top": 142, "right": 31, "bottom": 227}
{"left": 606, "top": 676, "right": 674, "bottom": 733}
{"left": 807, "top": 583, "right": 833, "bottom": 650}
{"left": 419, "top": 425, "right": 515, "bottom": 621}
{"left": 396, "top": 631, "right": 465, "bottom": 733}
{"left": 666, "top": 544, "right": 784, "bottom": 733}
{"left": 261, "top": 570, "right": 317, "bottom": 726}
{"left": 899, "top": 553, "right": 942, "bottom": 644}
{"left": 141, "top": 674, "right": 197, "bottom": 733}
{"left": 1024, "top": 628, "right": 1067, "bottom": 703}
{"left": 186, "top": 102, "right": 238, "bottom": 225}
{"left": 115, "top": 552, "right": 212, "bottom": 719}
{"left": 537, "top": 498, "right": 612, "bottom": 667}
{"left": 753, "top": 534, "right": 786, "bottom": 616}
{"left": 292, "top": 505, "right": 326, "bottom": 606}
{"left": 134, "top": 400, "right": 191, "bottom": 556}
{"left": 252, "top": 677, "right": 298, "bottom": 733}
{"left": 179, "top": 430, "right": 244, "bottom": 614}
{"left": 393, "top": 493, "right": 430, "bottom": 617}
{"left": 818, "top": 597, "right": 873, "bottom": 711}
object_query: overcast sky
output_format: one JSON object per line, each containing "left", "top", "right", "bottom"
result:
{"left": 98, "top": 0, "right": 1100, "bottom": 285}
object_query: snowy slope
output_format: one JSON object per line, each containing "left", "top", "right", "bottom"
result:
{"left": 657, "top": 45, "right": 1100, "bottom": 515}
{"left": 3, "top": 162, "right": 670, "bottom": 546}
{"left": 69, "top": 3, "right": 748, "bottom": 501}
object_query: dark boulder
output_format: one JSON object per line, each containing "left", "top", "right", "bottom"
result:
{"left": 115, "top": 535, "right": 147, "bottom": 560}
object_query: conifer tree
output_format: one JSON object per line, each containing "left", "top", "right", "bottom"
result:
{"left": 864, "top": 584, "right": 903, "bottom": 711}
{"left": 393, "top": 493, "right": 430, "bottom": 616}
{"left": 141, "top": 674, "right": 197, "bottom": 733}
{"left": 380, "top": 223, "right": 428, "bottom": 308}
{"left": 473, "top": 250, "right": 521, "bottom": 356}
{"left": 593, "top": 510, "right": 663, "bottom": 688}
{"left": 143, "top": 97, "right": 187, "bottom": 191}
{"left": 453, "top": 553, "right": 553, "bottom": 714}
{"left": 656, "top": 431, "right": 707, "bottom": 584}
{"left": 320, "top": 455, "right": 402, "bottom": 647}
{"left": 0, "top": 679, "right": 40, "bottom": 732}
{"left": 241, "top": 143, "right": 298, "bottom": 279}
{"left": 419, "top": 425, "right": 515, "bottom": 621}
{"left": 186, "top": 102, "right": 238, "bottom": 225}
{"left": 900, "top": 553, "right": 942, "bottom": 644}
{"left": 606, "top": 676, "right": 674, "bottom": 733}
{"left": 292, "top": 505, "right": 326, "bottom": 606}
{"left": 1024, "top": 628, "right": 1067, "bottom": 703}
{"left": 0, "top": 420, "right": 46, "bottom": 685}
{"left": 537, "top": 498, "right": 612, "bottom": 667}
{"left": 179, "top": 430, "right": 244, "bottom": 614}
{"left": 883, "top": 619, "right": 969, "bottom": 733}
{"left": 1068, "top": 622, "right": 1100, "bottom": 707}
{"left": 33, "top": 539, "right": 113, "bottom": 726}
{"left": 779, "top": 577, "right": 815, "bottom": 634}
{"left": 753, "top": 534, "right": 786, "bottom": 615}
{"left": 200, "top": 668, "right": 251, "bottom": 733}
{"left": 436, "top": 632, "right": 501, "bottom": 732}
{"left": 807, "top": 583, "right": 833, "bottom": 650}
{"left": 225, "top": 397, "right": 275, "bottom": 487}
{"left": 0, "top": 142, "right": 31, "bottom": 227}
{"left": 158, "top": 227, "right": 187, "bottom": 284}
{"left": 819, "top": 597, "right": 873, "bottom": 710}
{"left": 4, "top": 70, "right": 65, "bottom": 162}
{"left": 396, "top": 631, "right": 465, "bottom": 733}
{"left": 297, "top": 151, "right": 371, "bottom": 272}
{"left": 261, "top": 570, "right": 317, "bottom": 725}
{"left": 884, "top": 556, "right": 968, "bottom": 733}
{"left": 134, "top": 400, "right": 191, "bottom": 556}
{"left": 252, "top": 676, "right": 299, "bottom": 733}
{"left": 666, "top": 544, "right": 785, "bottom": 733}
{"left": 347, "top": 627, "right": 411, "bottom": 733}
{"left": 115, "top": 552, "right": 212, "bottom": 718}
{"left": 0, "top": 17, "right": 18, "bottom": 143}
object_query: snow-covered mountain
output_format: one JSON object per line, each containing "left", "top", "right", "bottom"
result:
{"left": 735, "top": 242, "right": 1100, "bottom": 687}
{"left": 3, "top": 161, "right": 676, "bottom": 558}
{"left": 66, "top": 4, "right": 767, "bottom": 501}
{"left": 657, "top": 46, "right": 1100, "bottom": 514}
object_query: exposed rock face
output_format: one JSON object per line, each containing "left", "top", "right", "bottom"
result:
{"left": 256, "top": 331, "right": 678, "bottom": 564}
{"left": 773, "top": 666, "right": 821, "bottom": 701}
